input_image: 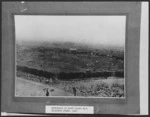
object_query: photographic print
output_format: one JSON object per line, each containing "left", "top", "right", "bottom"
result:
{"left": 15, "top": 15, "right": 126, "bottom": 98}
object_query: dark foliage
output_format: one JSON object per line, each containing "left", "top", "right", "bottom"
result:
{"left": 17, "top": 65, "right": 124, "bottom": 80}
{"left": 17, "top": 65, "right": 55, "bottom": 79}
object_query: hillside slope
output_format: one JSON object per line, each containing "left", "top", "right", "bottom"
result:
{"left": 15, "top": 77, "right": 73, "bottom": 97}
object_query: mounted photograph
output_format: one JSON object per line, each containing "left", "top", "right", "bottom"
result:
{"left": 15, "top": 15, "right": 126, "bottom": 98}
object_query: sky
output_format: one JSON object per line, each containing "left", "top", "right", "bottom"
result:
{"left": 15, "top": 15, "right": 126, "bottom": 47}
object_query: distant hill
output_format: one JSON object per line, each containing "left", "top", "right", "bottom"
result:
{"left": 16, "top": 40, "right": 124, "bottom": 73}
{"left": 16, "top": 40, "right": 124, "bottom": 52}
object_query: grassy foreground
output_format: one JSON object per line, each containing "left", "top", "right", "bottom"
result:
{"left": 16, "top": 71, "right": 124, "bottom": 97}
{"left": 54, "top": 78, "right": 124, "bottom": 97}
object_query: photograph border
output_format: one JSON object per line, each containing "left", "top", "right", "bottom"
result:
{"left": 1, "top": 2, "right": 141, "bottom": 114}
{"left": 13, "top": 14, "right": 127, "bottom": 99}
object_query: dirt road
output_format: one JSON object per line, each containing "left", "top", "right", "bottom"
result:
{"left": 15, "top": 77, "right": 73, "bottom": 97}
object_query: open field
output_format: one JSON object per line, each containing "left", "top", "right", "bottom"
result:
{"left": 16, "top": 42, "right": 125, "bottom": 97}
{"left": 15, "top": 77, "right": 73, "bottom": 97}
{"left": 16, "top": 71, "right": 124, "bottom": 97}
{"left": 16, "top": 42, "right": 124, "bottom": 73}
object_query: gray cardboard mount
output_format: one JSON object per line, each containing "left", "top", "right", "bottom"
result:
{"left": 1, "top": 2, "right": 141, "bottom": 114}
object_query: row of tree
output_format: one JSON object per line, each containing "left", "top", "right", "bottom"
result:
{"left": 17, "top": 65, "right": 124, "bottom": 80}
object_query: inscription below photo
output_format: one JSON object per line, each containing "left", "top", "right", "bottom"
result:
{"left": 15, "top": 15, "right": 125, "bottom": 98}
